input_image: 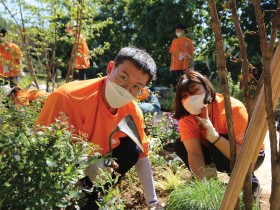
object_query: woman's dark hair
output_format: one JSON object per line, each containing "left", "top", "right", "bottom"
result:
{"left": 114, "top": 47, "right": 157, "bottom": 85}
{"left": 173, "top": 70, "right": 216, "bottom": 119}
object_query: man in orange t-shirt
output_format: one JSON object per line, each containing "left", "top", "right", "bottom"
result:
{"left": 169, "top": 24, "right": 194, "bottom": 90}
{"left": 0, "top": 29, "right": 24, "bottom": 86}
{"left": 37, "top": 47, "right": 163, "bottom": 210}
{"left": 65, "top": 21, "right": 90, "bottom": 80}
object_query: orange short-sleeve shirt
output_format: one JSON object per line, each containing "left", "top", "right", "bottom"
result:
{"left": 180, "top": 94, "right": 248, "bottom": 145}
{"left": 169, "top": 37, "right": 194, "bottom": 71}
{"left": 37, "top": 77, "right": 149, "bottom": 158}
{"left": 0, "top": 43, "right": 22, "bottom": 77}
{"left": 74, "top": 34, "right": 90, "bottom": 70}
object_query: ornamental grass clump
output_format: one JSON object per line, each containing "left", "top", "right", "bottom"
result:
{"left": 166, "top": 179, "right": 246, "bottom": 210}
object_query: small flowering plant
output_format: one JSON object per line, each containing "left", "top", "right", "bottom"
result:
{"left": 144, "top": 112, "right": 180, "bottom": 147}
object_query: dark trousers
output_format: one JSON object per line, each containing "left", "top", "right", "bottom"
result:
{"left": 0, "top": 76, "right": 18, "bottom": 87}
{"left": 171, "top": 70, "right": 185, "bottom": 90}
{"left": 74, "top": 69, "right": 87, "bottom": 80}
{"left": 81, "top": 136, "right": 141, "bottom": 210}
{"left": 174, "top": 137, "right": 265, "bottom": 188}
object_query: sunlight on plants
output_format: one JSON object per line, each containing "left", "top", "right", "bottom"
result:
{"left": 155, "top": 166, "right": 192, "bottom": 192}
{"left": 166, "top": 179, "right": 260, "bottom": 210}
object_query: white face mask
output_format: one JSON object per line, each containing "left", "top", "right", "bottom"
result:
{"left": 176, "top": 32, "right": 182, "bottom": 37}
{"left": 182, "top": 93, "right": 206, "bottom": 115}
{"left": 105, "top": 80, "right": 135, "bottom": 108}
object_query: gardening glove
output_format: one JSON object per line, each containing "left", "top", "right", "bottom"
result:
{"left": 85, "top": 159, "right": 115, "bottom": 182}
{"left": 195, "top": 106, "right": 219, "bottom": 143}
{"left": 135, "top": 157, "right": 161, "bottom": 208}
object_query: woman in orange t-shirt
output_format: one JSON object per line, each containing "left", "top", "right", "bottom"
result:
{"left": 173, "top": 70, "right": 264, "bottom": 197}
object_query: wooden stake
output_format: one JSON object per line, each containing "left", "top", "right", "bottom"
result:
{"left": 219, "top": 44, "right": 280, "bottom": 209}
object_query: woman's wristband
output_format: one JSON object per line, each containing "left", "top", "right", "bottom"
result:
{"left": 211, "top": 135, "right": 221, "bottom": 145}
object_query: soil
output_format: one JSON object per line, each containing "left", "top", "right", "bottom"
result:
{"left": 119, "top": 129, "right": 274, "bottom": 209}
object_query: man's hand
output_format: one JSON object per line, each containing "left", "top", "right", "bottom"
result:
{"left": 195, "top": 106, "right": 219, "bottom": 143}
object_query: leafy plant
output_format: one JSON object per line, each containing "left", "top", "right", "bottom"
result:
{"left": 94, "top": 171, "right": 125, "bottom": 210}
{"left": 0, "top": 99, "right": 94, "bottom": 209}
{"left": 144, "top": 112, "right": 180, "bottom": 147}
{"left": 155, "top": 166, "right": 191, "bottom": 193}
{"left": 0, "top": 93, "right": 127, "bottom": 209}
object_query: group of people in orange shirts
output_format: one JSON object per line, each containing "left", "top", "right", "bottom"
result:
{"left": 1, "top": 21, "right": 265, "bottom": 209}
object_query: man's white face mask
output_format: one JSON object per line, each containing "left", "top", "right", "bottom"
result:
{"left": 182, "top": 93, "right": 206, "bottom": 115}
{"left": 105, "top": 80, "right": 135, "bottom": 108}
{"left": 176, "top": 32, "right": 182, "bottom": 37}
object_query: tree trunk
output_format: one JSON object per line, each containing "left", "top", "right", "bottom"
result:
{"left": 228, "top": 1, "right": 253, "bottom": 208}
{"left": 252, "top": 1, "right": 280, "bottom": 209}
{"left": 66, "top": 0, "right": 84, "bottom": 83}
{"left": 208, "top": 0, "right": 239, "bottom": 208}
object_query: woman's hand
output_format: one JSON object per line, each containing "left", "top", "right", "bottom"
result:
{"left": 195, "top": 106, "right": 219, "bottom": 143}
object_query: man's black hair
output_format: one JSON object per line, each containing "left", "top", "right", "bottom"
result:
{"left": 114, "top": 47, "right": 157, "bottom": 85}
{"left": 175, "top": 24, "right": 186, "bottom": 30}
{"left": 0, "top": 28, "right": 8, "bottom": 37}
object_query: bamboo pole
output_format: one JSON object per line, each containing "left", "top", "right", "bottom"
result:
{"left": 219, "top": 44, "right": 280, "bottom": 210}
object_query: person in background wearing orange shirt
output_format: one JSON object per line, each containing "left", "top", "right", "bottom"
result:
{"left": 37, "top": 47, "right": 163, "bottom": 210}
{"left": 0, "top": 28, "right": 24, "bottom": 87}
{"left": 12, "top": 86, "right": 49, "bottom": 106}
{"left": 173, "top": 70, "right": 264, "bottom": 199}
{"left": 137, "top": 87, "right": 161, "bottom": 115}
{"left": 169, "top": 24, "right": 194, "bottom": 90}
{"left": 65, "top": 21, "right": 90, "bottom": 80}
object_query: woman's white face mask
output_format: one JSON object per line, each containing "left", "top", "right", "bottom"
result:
{"left": 105, "top": 80, "right": 135, "bottom": 108}
{"left": 182, "top": 93, "right": 206, "bottom": 115}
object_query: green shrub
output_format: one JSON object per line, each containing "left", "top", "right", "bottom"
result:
{"left": 0, "top": 100, "right": 93, "bottom": 209}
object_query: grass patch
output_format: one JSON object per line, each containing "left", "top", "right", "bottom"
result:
{"left": 166, "top": 179, "right": 260, "bottom": 210}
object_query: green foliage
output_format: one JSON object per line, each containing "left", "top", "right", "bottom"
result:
{"left": 155, "top": 166, "right": 191, "bottom": 193}
{"left": 0, "top": 99, "right": 94, "bottom": 209}
{"left": 94, "top": 171, "right": 125, "bottom": 210}
{"left": 153, "top": 67, "right": 173, "bottom": 88}
{"left": 155, "top": 86, "right": 175, "bottom": 112}
{"left": 211, "top": 72, "right": 245, "bottom": 103}
{"left": 166, "top": 180, "right": 227, "bottom": 210}
{"left": 166, "top": 179, "right": 260, "bottom": 210}
{"left": 2, "top": 0, "right": 276, "bottom": 89}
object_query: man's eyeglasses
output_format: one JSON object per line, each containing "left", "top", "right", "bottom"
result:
{"left": 113, "top": 70, "right": 144, "bottom": 96}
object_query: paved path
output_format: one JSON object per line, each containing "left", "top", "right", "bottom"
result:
{"left": 254, "top": 130, "right": 274, "bottom": 195}
{"left": 254, "top": 129, "right": 280, "bottom": 209}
